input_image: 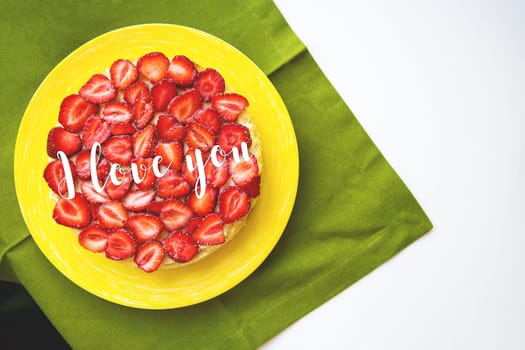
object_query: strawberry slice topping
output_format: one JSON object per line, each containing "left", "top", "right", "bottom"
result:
{"left": 151, "top": 79, "right": 177, "bottom": 112}
{"left": 110, "top": 59, "right": 138, "bottom": 90}
{"left": 217, "top": 122, "right": 252, "bottom": 153}
{"left": 106, "top": 172, "right": 132, "bottom": 200}
{"left": 186, "top": 217, "right": 203, "bottom": 235}
{"left": 182, "top": 148, "right": 200, "bottom": 186}
{"left": 229, "top": 154, "right": 259, "bottom": 186}
{"left": 167, "top": 90, "right": 202, "bottom": 124}
{"left": 193, "top": 108, "right": 220, "bottom": 133}
{"left": 103, "top": 136, "right": 133, "bottom": 165}
{"left": 124, "top": 81, "right": 151, "bottom": 105}
{"left": 53, "top": 194, "right": 91, "bottom": 228}
{"left": 157, "top": 114, "right": 185, "bottom": 142}
{"left": 134, "top": 158, "right": 156, "bottom": 190}
{"left": 102, "top": 102, "right": 132, "bottom": 124}
{"left": 132, "top": 98, "right": 154, "bottom": 129}
{"left": 187, "top": 187, "right": 217, "bottom": 217}
{"left": 105, "top": 229, "right": 136, "bottom": 260}
{"left": 132, "top": 124, "right": 156, "bottom": 158}
{"left": 127, "top": 214, "right": 164, "bottom": 243}
{"left": 193, "top": 213, "right": 225, "bottom": 245}
{"left": 82, "top": 116, "right": 111, "bottom": 149}
{"left": 154, "top": 142, "right": 183, "bottom": 170}
{"left": 47, "top": 127, "right": 82, "bottom": 158}
{"left": 167, "top": 55, "right": 198, "bottom": 86}
{"left": 80, "top": 180, "right": 110, "bottom": 204}
{"left": 146, "top": 201, "right": 164, "bottom": 216}
{"left": 212, "top": 93, "right": 249, "bottom": 122}
{"left": 137, "top": 52, "right": 169, "bottom": 83}
{"left": 195, "top": 68, "right": 225, "bottom": 101}
{"left": 59, "top": 94, "right": 98, "bottom": 132}
{"left": 239, "top": 175, "right": 261, "bottom": 198}
{"left": 218, "top": 186, "right": 250, "bottom": 224}
{"left": 98, "top": 200, "right": 128, "bottom": 229}
{"left": 111, "top": 123, "right": 136, "bottom": 135}
{"left": 44, "top": 159, "right": 76, "bottom": 196}
{"left": 122, "top": 189, "right": 156, "bottom": 212}
{"left": 157, "top": 170, "right": 191, "bottom": 199}
{"left": 78, "top": 225, "right": 109, "bottom": 252}
{"left": 205, "top": 154, "right": 229, "bottom": 188}
{"left": 79, "top": 74, "right": 117, "bottom": 104}
{"left": 185, "top": 122, "right": 215, "bottom": 152}
{"left": 163, "top": 231, "right": 199, "bottom": 263}
{"left": 134, "top": 241, "right": 165, "bottom": 273}
{"left": 160, "top": 199, "right": 193, "bottom": 231}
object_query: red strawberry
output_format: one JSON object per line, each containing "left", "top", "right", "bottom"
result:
{"left": 146, "top": 201, "right": 164, "bottom": 216}
{"left": 193, "top": 213, "right": 224, "bottom": 245}
{"left": 80, "top": 180, "right": 110, "bottom": 204}
{"left": 90, "top": 204, "right": 99, "bottom": 222}
{"left": 124, "top": 81, "right": 151, "bottom": 105}
{"left": 134, "top": 158, "right": 156, "bottom": 190}
{"left": 82, "top": 116, "right": 111, "bottom": 149}
{"left": 212, "top": 93, "right": 249, "bottom": 121}
{"left": 137, "top": 52, "right": 169, "bottom": 83}
{"left": 154, "top": 142, "right": 182, "bottom": 170}
{"left": 157, "top": 114, "right": 185, "bottom": 141}
{"left": 110, "top": 59, "right": 138, "bottom": 90}
{"left": 187, "top": 187, "right": 217, "bottom": 217}
{"left": 102, "top": 102, "right": 132, "bottom": 124}
{"left": 193, "top": 108, "right": 220, "bottom": 133}
{"left": 186, "top": 217, "right": 202, "bottom": 235}
{"left": 217, "top": 122, "right": 252, "bottom": 152}
{"left": 167, "top": 90, "right": 202, "bottom": 124}
{"left": 151, "top": 79, "right": 177, "bottom": 112}
{"left": 163, "top": 231, "right": 199, "bottom": 263}
{"left": 134, "top": 241, "right": 165, "bottom": 273}
{"left": 111, "top": 123, "right": 136, "bottom": 135}
{"left": 182, "top": 148, "right": 200, "bottom": 186}
{"left": 185, "top": 122, "right": 215, "bottom": 152}
{"left": 106, "top": 172, "right": 132, "bottom": 200}
{"left": 105, "top": 229, "right": 136, "bottom": 260}
{"left": 47, "top": 127, "right": 81, "bottom": 158}
{"left": 59, "top": 94, "right": 98, "bottom": 132}
{"left": 79, "top": 74, "right": 117, "bottom": 104}
{"left": 76, "top": 150, "right": 110, "bottom": 180}
{"left": 132, "top": 124, "right": 155, "bottom": 158}
{"left": 167, "top": 55, "right": 197, "bottom": 86}
{"left": 156, "top": 170, "right": 190, "bottom": 198}
{"left": 239, "top": 175, "right": 261, "bottom": 198}
{"left": 127, "top": 214, "right": 164, "bottom": 243}
{"left": 229, "top": 154, "right": 259, "bottom": 186}
{"left": 103, "top": 136, "right": 133, "bottom": 165}
{"left": 195, "top": 68, "right": 225, "bottom": 101}
{"left": 98, "top": 200, "right": 128, "bottom": 229}
{"left": 78, "top": 224, "right": 108, "bottom": 252}
{"left": 205, "top": 154, "right": 229, "bottom": 188}
{"left": 43, "top": 159, "right": 76, "bottom": 196}
{"left": 53, "top": 194, "right": 91, "bottom": 228}
{"left": 218, "top": 186, "right": 250, "bottom": 224}
{"left": 159, "top": 199, "right": 193, "bottom": 231}
{"left": 132, "top": 98, "right": 154, "bottom": 129}
{"left": 122, "top": 189, "right": 156, "bottom": 211}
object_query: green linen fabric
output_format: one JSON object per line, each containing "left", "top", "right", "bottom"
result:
{"left": 0, "top": 0, "right": 432, "bottom": 349}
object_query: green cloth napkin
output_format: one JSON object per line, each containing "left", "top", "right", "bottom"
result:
{"left": 0, "top": 0, "right": 432, "bottom": 348}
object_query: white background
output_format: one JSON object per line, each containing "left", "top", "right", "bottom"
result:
{"left": 265, "top": 1, "right": 525, "bottom": 349}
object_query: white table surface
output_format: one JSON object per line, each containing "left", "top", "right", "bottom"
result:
{"left": 264, "top": 1, "right": 525, "bottom": 349}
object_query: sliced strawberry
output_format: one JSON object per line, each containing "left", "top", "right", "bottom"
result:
{"left": 80, "top": 180, "right": 110, "bottom": 204}
{"left": 137, "top": 52, "right": 169, "bottom": 83}
{"left": 44, "top": 159, "right": 76, "bottom": 196}
{"left": 205, "top": 154, "right": 229, "bottom": 188}
{"left": 157, "top": 114, "right": 185, "bottom": 142}
{"left": 53, "top": 194, "right": 91, "bottom": 228}
{"left": 111, "top": 122, "right": 136, "bottom": 135}
{"left": 132, "top": 124, "right": 155, "bottom": 158}
{"left": 106, "top": 172, "right": 132, "bottom": 200}
{"left": 163, "top": 231, "right": 199, "bottom": 263}
{"left": 167, "top": 90, "right": 202, "bottom": 124}
{"left": 127, "top": 214, "right": 164, "bottom": 243}
{"left": 193, "top": 108, "right": 220, "bottom": 133}
{"left": 229, "top": 154, "right": 259, "bottom": 186}
{"left": 218, "top": 186, "right": 250, "bottom": 224}
{"left": 146, "top": 201, "right": 164, "bottom": 216}
{"left": 186, "top": 217, "right": 202, "bottom": 235}
{"left": 103, "top": 136, "right": 133, "bottom": 165}
{"left": 105, "top": 229, "right": 136, "bottom": 260}
{"left": 182, "top": 148, "right": 200, "bottom": 186}
{"left": 156, "top": 170, "right": 190, "bottom": 198}
{"left": 124, "top": 81, "right": 151, "bottom": 105}
{"left": 154, "top": 142, "right": 182, "bottom": 170}
{"left": 195, "top": 68, "right": 225, "bottom": 101}
{"left": 90, "top": 204, "right": 99, "bottom": 222}
{"left": 167, "top": 55, "right": 197, "bottom": 86}
{"left": 102, "top": 102, "right": 132, "bottom": 124}
{"left": 134, "top": 241, "right": 165, "bottom": 272}
{"left": 187, "top": 187, "right": 217, "bottom": 217}
{"left": 98, "top": 200, "right": 128, "bottom": 229}
{"left": 110, "top": 59, "right": 138, "bottom": 90}
{"left": 82, "top": 116, "right": 111, "bottom": 149}
{"left": 132, "top": 98, "right": 154, "bottom": 129}
{"left": 217, "top": 122, "right": 252, "bottom": 153}
{"left": 193, "top": 213, "right": 224, "bottom": 245}
{"left": 78, "top": 224, "right": 108, "bottom": 252}
{"left": 134, "top": 158, "right": 156, "bottom": 190}
{"left": 239, "top": 175, "right": 261, "bottom": 198}
{"left": 152, "top": 79, "right": 177, "bottom": 112}
{"left": 159, "top": 199, "right": 193, "bottom": 231}
{"left": 212, "top": 93, "right": 249, "bottom": 122}
{"left": 122, "top": 189, "right": 156, "bottom": 212}
{"left": 185, "top": 122, "right": 215, "bottom": 152}
{"left": 47, "top": 127, "right": 81, "bottom": 158}
{"left": 79, "top": 74, "right": 117, "bottom": 104}
{"left": 59, "top": 94, "right": 98, "bottom": 132}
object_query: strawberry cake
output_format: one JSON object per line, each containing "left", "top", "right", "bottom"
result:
{"left": 43, "top": 52, "right": 261, "bottom": 273}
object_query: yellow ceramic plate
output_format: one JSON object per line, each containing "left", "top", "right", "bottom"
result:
{"left": 14, "top": 24, "right": 298, "bottom": 309}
